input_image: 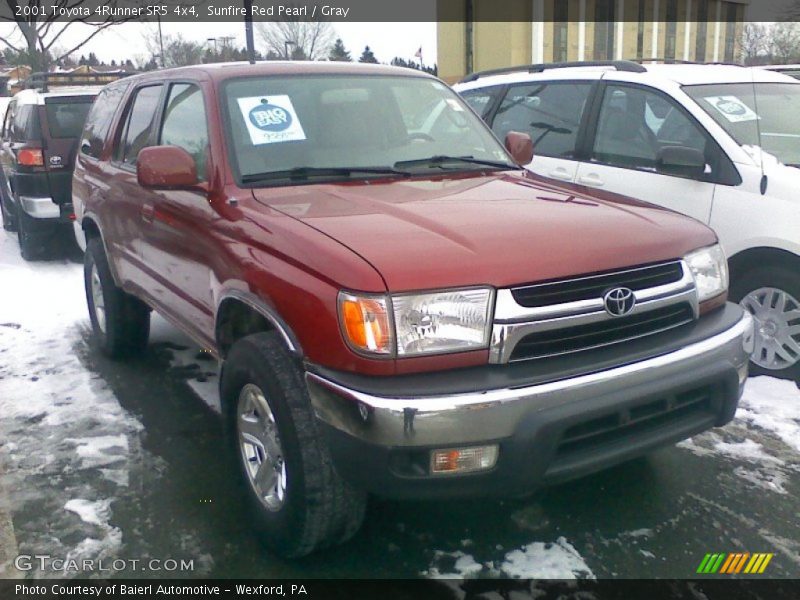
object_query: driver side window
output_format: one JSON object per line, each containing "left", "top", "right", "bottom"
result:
{"left": 593, "top": 85, "right": 708, "bottom": 174}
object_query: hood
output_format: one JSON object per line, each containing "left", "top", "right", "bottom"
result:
{"left": 252, "top": 172, "right": 717, "bottom": 291}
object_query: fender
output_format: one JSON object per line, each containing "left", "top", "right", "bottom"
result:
{"left": 215, "top": 289, "right": 303, "bottom": 358}
{"left": 81, "top": 212, "right": 123, "bottom": 286}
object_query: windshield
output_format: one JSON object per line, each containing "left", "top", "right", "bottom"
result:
{"left": 684, "top": 82, "right": 800, "bottom": 166}
{"left": 222, "top": 75, "right": 514, "bottom": 183}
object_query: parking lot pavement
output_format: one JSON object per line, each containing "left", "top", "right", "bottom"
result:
{"left": 0, "top": 229, "right": 799, "bottom": 582}
{"left": 0, "top": 457, "right": 22, "bottom": 579}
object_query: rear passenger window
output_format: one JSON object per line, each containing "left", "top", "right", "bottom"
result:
{"left": 593, "top": 85, "right": 708, "bottom": 173}
{"left": 12, "top": 105, "right": 41, "bottom": 142}
{"left": 159, "top": 84, "right": 208, "bottom": 180}
{"left": 118, "top": 85, "right": 162, "bottom": 166}
{"left": 81, "top": 83, "right": 129, "bottom": 159}
{"left": 491, "top": 82, "right": 592, "bottom": 158}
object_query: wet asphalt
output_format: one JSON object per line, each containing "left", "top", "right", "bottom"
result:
{"left": 72, "top": 325, "right": 800, "bottom": 580}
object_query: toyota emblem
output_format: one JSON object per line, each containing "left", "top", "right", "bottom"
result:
{"left": 603, "top": 287, "right": 636, "bottom": 317}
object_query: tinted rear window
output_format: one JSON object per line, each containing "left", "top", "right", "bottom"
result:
{"left": 12, "top": 104, "right": 40, "bottom": 141}
{"left": 80, "top": 83, "right": 129, "bottom": 159}
{"left": 45, "top": 99, "right": 93, "bottom": 138}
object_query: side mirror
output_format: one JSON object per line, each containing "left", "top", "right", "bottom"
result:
{"left": 137, "top": 145, "right": 199, "bottom": 189}
{"left": 504, "top": 131, "right": 534, "bottom": 165}
{"left": 656, "top": 146, "right": 706, "bottom": 179}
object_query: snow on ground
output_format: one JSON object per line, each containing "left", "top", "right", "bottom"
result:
{"left": 0, "top": 231, "right": 142, "bottom": 577}
{"left": 425, "top": 537, "right": 595, "bottom": 579}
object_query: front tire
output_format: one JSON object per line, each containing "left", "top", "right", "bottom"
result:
{"left": 84, "top": 237, "right": 150, "bottom": 358}
{"left": 731, "top": 265, "right": 800, "bottom": 381}
{"left": 221, "top": 332, "right": 366, "bottom": 557}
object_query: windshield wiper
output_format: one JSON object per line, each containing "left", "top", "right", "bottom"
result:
{"left": 393, "top": 155, "right": 516, "bottom": 171}
{"left": 241, "top": 166, "right": 411, "bottom": 184}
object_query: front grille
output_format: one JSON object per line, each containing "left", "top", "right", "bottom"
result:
{"left": 509, "top": 303, "right": 694, "bottom": 361}
{"left": 554, "top": 385, "right": 717, "bottom": 459}
{"left": 511, "top": 261, "right": 683, "bottom": 308}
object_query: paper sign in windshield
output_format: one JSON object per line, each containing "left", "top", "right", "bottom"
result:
{"left": 704, "top": 96, "right": 759, "bottom": 123}
{"left": 237, "top": 95, "right": 306, "bottom": 145}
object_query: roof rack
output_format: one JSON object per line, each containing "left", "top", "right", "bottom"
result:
{"left": 21, "top": 71, "right": 135, "bottom": 93}
{"left": 634, "top": 58, "right": 698, "bottom": 65}
{"left": 459, "top": 60, "right": 646, "bottom": 83}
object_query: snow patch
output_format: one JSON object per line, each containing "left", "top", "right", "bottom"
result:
{"left": 498, "top": 537, "right": 595, "bottom": 580}
{"left": 64, "top": 499, "right": 111, "bottom": 528}
{"left": 738, "top": 377, "right": 800, "bottom": 453}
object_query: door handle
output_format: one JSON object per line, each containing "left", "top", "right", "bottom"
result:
{"left": 578, "top": 173, "right": 604, "bottom": 187}
{"left": 548, "top": 168, "right": 573, "bottom": 181}
{"left": 140, "top": 203, "right": 155, "bottom": 223}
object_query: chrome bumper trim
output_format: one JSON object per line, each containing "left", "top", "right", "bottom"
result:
{"left": 19, "top": 196, "right": 60, "bottom": 219}
{"left": 306, "top": 311, "right": 753, "bottom": 447}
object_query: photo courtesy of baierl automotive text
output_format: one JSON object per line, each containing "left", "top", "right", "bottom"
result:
{"left": 0, "top": 1, "right": 798, "bottom": 598}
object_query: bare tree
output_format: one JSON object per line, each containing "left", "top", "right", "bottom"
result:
{"left": 740, "top": 23, "right": 770, "bottom": 64}
{"left": 256, "top": 20, "right": 335, "bottom": 60}
{"left": 0, "top": 1, "right": 138, "bottom": 71}
{"left": 770, "top": 22, "right": 800, "bottom": 63}
{"left": 143, "top": 28, "right": 203, "bottom": 68}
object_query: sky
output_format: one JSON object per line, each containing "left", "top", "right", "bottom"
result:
{"left": 0, "top": 21, "right": 438, "bottom": 66}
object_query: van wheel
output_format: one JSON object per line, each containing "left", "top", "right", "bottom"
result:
{"left": 17, "top": 210, "right": 48, "bottom": 261}
{"left": 221, "top": 332, "right": 366, "bottom": 557}
{"left": 84, "top": 237, "right": 150, "bottom": 358}
{"left": 731, "top": 266, "right": 800, "bottom": 381}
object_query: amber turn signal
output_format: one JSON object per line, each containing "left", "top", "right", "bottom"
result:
{"left": 338, "top": 293, "right": 393, "bottom": 355}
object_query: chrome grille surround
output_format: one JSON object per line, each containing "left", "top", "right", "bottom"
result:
{"left": 490, "top": 261, "right": 698, "bottom": 364}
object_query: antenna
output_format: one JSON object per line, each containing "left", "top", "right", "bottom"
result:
{"left": 751, "top": 67, "right": 767, "bottom": 195}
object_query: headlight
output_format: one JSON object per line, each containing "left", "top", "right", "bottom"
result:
{"left": 684, "top": 244, "right": 729, "bottom": 303}
{"left": 338, "top": 288, "right": 494, "bottom": 357}
{"left": 393, "top": 288, "right": 494, "bottom": 356}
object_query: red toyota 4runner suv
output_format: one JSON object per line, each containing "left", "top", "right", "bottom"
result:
{"left": 73, "top": 62, "right": 754, "bottom": 557}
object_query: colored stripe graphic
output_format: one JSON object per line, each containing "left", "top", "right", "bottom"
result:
{"left": 699, "top": 553, "right": 774, "bottom": 575}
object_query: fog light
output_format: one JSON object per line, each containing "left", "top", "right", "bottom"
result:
{"left": 430, "top": 445, "right": 498, "bottom": 475}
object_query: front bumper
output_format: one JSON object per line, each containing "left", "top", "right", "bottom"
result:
{"left": 306, "top": 305, "right": 753, "bottom": 499}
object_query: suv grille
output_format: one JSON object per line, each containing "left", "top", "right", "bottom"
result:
{"left": 552, "top": 384, "right": 718, "bottom": 460}
{"left": 511, "top": 261, "right": 683, "bottom": 308}
{"left": 509, "top": 303, "right": 694, "bottom": 361}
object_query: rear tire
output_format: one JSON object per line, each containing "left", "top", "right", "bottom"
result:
{"left": 84, "top": 237, "right": 150, "bottom": 358}
{"left": 731, "top": 265, "right": 800, "bottom": 382}
{"left": 221, "top": 332, "right": 366, "bottom": 557}
{"left": 17, "top": 210, "right": 48, "bottom": 261}
{"left": 0, "top": 174, "right": 16, "bottom": 232}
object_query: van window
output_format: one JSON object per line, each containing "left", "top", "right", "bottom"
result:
{"left": 119, "top": 85, "right": 162, "bottom": 166}
{"left": 81, "top": 83, "right": 128, "bottom": 159}
{"left": 159, "top": 83, "right": 208, "bottom": 180}
{"left": 491, "top": 82, "right": 592, "bottom": 158}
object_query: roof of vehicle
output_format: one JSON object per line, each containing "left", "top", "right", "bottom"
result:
{"left": 455, "top": 61, "right": 798, "bottom": 90}
{"left": 125, "top": 60, "right": 437, "bottom": 85}
{"left": 12, "top": 87, "right": 103, "bottom": 105}
{"left": 758, "top": 64, "right": 800, "bottom": 70}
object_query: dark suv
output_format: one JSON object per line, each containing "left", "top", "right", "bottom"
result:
{"left": 0, "top": 73, "right": 128, "bottom": 259}
{"left": 74, "top": 62, "right": 753, "bottom": 557}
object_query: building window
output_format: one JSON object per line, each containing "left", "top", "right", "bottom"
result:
{"left": 553, "top": 1, "right": 569, "bottom": 62}
{"left": 724, "top": 2, "right": 739, "bottom": 62}
{"left": 665, "top": 0, "right": 678, "bottom": 60}
{"left": 593, "top": 0, "right": 616, "bottom": 60}
{"left": 696, "top": 0, "right": 709, "bottom": 61}
{"left": 636, "top": 0, "right": 646, "bottom": 59}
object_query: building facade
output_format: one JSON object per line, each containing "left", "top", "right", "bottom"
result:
{"left": 437, "top": 0, "right": 747, "bottom": 82}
